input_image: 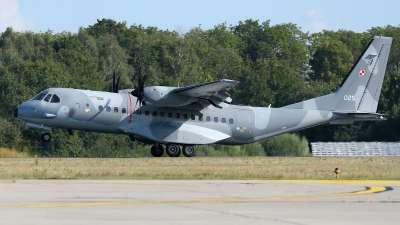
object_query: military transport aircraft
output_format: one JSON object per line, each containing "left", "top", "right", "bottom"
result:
{"left": 14, "top": 36, "right": 392, "bottom": 157}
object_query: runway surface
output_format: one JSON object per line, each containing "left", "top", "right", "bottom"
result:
{"left": 1, "top": 180, "right": 400, "bottom": 225}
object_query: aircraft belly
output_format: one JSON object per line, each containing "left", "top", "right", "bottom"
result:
{"left": 254, "top": 109, "right": 332, "bottom": 140}
{"left": 161, "top": 123, "right": 230, "bottom": 144}
{"left": 120, "top": 122, "right": 230, "bottom": 145}
{"left": 264, "top": 109, "right": 307, "bottom": 133}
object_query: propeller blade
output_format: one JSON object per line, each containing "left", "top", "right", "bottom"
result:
{"left": 115, "top": 74, "right": 121, "bottom": 93}
{"left": 131, "top": 89, "right": 139, "bottom": 97}
{"left": 131, "top": 65, "right": 146, "bottom": 106}
{"left": 112, "top": 70, "right": 116, "bottom": 92}
{"left": 135, "top": 97, "right": 140, "bottom": 108}
{"left": 140, "top": 74, "right": 146, "bottom": 92}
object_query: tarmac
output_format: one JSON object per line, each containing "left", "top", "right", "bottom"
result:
{"left": 1, "top": 180, "right": 400, "bottom": 225}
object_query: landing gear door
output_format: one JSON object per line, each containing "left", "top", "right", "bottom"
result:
{"left": 234, "top": 109, "right": 251, "bottom": 141}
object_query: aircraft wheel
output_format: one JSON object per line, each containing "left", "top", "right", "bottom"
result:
{"left": 166, "top": 144, "right": 181, "bottom": 157}
{"left": 183, "top": 145, "right": 196, "bottom": 157}
{"left": 41, "top": 133, "right": 51, "bottom": 142}
{"left": 151, "top": 144, "right": 164, "bottom": 157}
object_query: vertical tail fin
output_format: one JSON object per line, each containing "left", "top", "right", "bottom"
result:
{"left": 284, "top": 36, "right": 392, "bottom": 112}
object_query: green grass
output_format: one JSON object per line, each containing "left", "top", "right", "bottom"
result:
{"left": 0, "top": 157, "right": 399, "bottom": 180}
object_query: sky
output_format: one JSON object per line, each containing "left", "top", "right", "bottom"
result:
{"left": 1, "top": 0, "right": 400, "bottom": 34}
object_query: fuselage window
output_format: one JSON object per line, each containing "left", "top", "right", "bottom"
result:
{"left": 199, "top": 115, "right": 203, "bottom": 121}
{"left": 222, "top": 118, "right": 226, "bottom": 123}
{"left": 168, "top": 112, "right": 172, "bottom": 117}
{"left": 191, "top": 115, "right": 195, "bottom": 120}
{"left": 98, "top": 105, "right": 103, "bottom": 111}
{"left": 145, "top": 111, "right": 149, "bottom": 116}
{"left": 106, "top": 106, "right": 111, "bottom": 112}
{"left": 214, "top": 117, "right": 218, "bottom": 122}
{"left": 51, "top": 94, "right": 60, "bottom": 103}
{"left": 183, "top": 114, "right": 188, "bottom": 119}
{"left": 175, "top": 113, "right": 180, "bottom": 119}
{"left": 114, "top": 107, "right": 118, "bottom": 113}
{"left": 152, "top": 111, "right": 157, "bottom": 116}
{"left": 229, "top": 118, "right": 234, "bottom": 124}
{"left": 75, "top": 103, "right": 80, "bottom": 109}
{"left": 206, "top": 116, "right": 211, "bottom": 122}
{"left": 122, "top": 108, "right": 126, "bottom": 113}
{"left": 43, "top": 94, "right": 52, "bottom": 102}
{"left": 160, "top": 112, "right": 165, "bottom": 117}
{"left": 32, "top": 93, "right": 47, "bottom": 101}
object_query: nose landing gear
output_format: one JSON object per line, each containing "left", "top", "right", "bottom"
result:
{"left": 41, "top": 133, "right": 51, "bottom": 142}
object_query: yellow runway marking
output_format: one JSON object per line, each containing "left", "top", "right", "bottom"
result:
{"left": 258, "top": 180, "right": 400, "bottom": 185}
{"left": 250, "top": 186, "right": 389, "bottom": 202}
{"left": 0, "top": 186, "right": 390, "bottom": 209}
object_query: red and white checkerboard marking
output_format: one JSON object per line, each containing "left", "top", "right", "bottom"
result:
{"left": 359, "top": 69, "right": 365, "bottom": 76}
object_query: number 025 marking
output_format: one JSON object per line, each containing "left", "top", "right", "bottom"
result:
{"left": 344, "top": 95, "right": 356, "bottom": 101}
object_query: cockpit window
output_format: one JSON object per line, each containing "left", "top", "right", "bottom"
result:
{"left": 44, "top": 94, "right": 52, "bottom": 102}
{"left": 51, "top": 94, "right": 60, "bottom": 103}
{"left": 31, "top": 93, "right": 47, "bottom": 101}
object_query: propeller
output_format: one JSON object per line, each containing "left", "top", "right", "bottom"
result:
{"left": 131, "top": 67, "right": 146, "bottom": 107}
{"left": 111, "top": 70, "right": 121, "bottom": 93}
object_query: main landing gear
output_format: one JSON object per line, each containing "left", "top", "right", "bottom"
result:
{"left": 150, "top": 144, "right": 196, "bottom": 157}
{"left": 151, "top": 144, "right": 164, "bottom": 157}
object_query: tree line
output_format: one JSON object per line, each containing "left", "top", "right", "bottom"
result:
{"left": 1, "top": 19, "right": 399, "bottom": 157}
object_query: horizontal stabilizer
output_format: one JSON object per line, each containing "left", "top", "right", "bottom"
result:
{"left": 332, "top": 111, "right": 387, "bottom": 122}
{"left": 333, "top": 111, "right": 386, "bottom": 118}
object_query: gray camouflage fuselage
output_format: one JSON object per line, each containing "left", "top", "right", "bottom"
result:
{"left": 16, "top": 87, "right": 337, "bottom": 145}
{"left": 14, "top": 36, "right": 392, "bottom": 148}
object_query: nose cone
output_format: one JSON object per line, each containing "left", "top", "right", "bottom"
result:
{"left": 14, "top": 107, "right": 18, "bottom": 118}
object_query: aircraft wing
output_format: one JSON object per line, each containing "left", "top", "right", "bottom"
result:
{"left": 173, "top": 79, "right": 240, "bottom": 108}
{"left": 172, "top": 79, "right": 240, "bottom": 98}
{"left": 143, "top": 79, "right": 240, "bottom": 108}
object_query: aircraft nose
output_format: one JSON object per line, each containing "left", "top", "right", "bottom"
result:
{"left": 14, "top": 107, "right": 18, "bottom": 118}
